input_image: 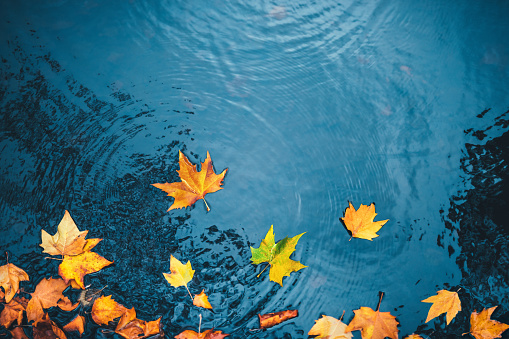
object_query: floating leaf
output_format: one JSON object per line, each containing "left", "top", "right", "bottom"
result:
{"left": 163, "top": 255, "right": 194, "bottom": 293}
{"left": 26, "top": 278, "right": 77, "bottom": 324}
{"left": 175, "top": 329, "right": 229, "bottom": 339}
{"left": 405, "top": 335, "right": 424, "bottom": 339}
{"left": 193, "top": 290, "right": 212, "bottom": 309}
{"left": 63, "top": 315, "right": 85, "bottom": 336}
{"left": 341, "top": 202, "right": 388, "bottom": 240}
{"left": 0, "top": 296, "right": 27, "bottom": 328}
{"left": 421, "top": 289, "right": 461, "bottom": 325}
{"left": 250, "top": 225, "right": 306, "bottom": 286}
{"left": 345, "top": 294, "right": 398, "bottom": 339}
{"left": 91, "top": 295, "right": 128, "bottom": 326}
{"left": 40, "top": 210, "right": 88, "bottom": 256}
{"left": 308, "top": 315, "right": 352, "bottom": 339}
{"left": 59, "top": 250, "right": 113, "bottom": 289}
{"left": 0, "top": 263, "right": 29, "bottom": 303}
{"left": 467, "top": 306, "right": 509, "bottom": 339}
{"left": 152, "top": 150, "right": 228, "bottom": 211}
{"left": 258, "top": 310, "right": 298, "bottom": 329}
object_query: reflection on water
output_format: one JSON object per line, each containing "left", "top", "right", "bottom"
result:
{"left": 1, "top": 0, "right": 509, "bottom": 337}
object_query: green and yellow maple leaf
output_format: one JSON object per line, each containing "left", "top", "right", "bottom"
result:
{"left": 250, "top": 225, "right": 306, "bottom": 286}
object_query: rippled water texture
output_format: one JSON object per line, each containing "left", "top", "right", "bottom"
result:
{"left": 1, "top": 0, "right": 509, "bottom": 338}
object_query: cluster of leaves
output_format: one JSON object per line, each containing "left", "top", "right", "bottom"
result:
{"left": 2, "top": 150, "right": 508, "bottom": 339}
{"left": 0, "top": 211, "right": 163, "bottom": 339}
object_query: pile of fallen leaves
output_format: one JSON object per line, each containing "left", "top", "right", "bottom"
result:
{"left": 1, "top": 150, "right": 507, "bottom": 339}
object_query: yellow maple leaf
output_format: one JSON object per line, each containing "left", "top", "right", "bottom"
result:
{"left": 40, "top": 210, "right": 88, "bottom": 257}
{"left": 58, "top": 251, "right": 113, "bottom": 289}
{"left": 152, "top": 150, "right": 227, "bottom": 212}
{"left": 193, "top": 290, "right": 212, "bottom": 309}
{"left": 0, "top": 263, "right": 29, "bottom": 303}
{"left": 308, "top": 315, "right": 353, "bottom": 339}
{"left": 466, "top": 306, "right": 509, "bottom": 339}
{"left": 341, "top": 202, "right": 388, "bottom": 240}
{"left": 91, "top": 295, "right": 128, "bottom": 326}
{"left": 163, "top": 255, "right": 195, "bottom": 298}
{"left": 421, "top": 289, "right": 461, "bottom": 325}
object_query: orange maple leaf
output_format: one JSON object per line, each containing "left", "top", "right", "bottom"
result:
{"left": 58, "top": 249, "right": 113, "bottom": 289}
{"left": 91, "top": 295, "right": 128, "bottom": 326}
{"left": 152, "top": 150, "right": 228, "bottom": 211}
{"left": 465, "top": 306, "right": 509, "bottom": 339}
{"left": 63, "top": 315, "right": 85, "bottom": 336}
{"left": 193, "top": 290, "right": 212, "bottom": 309}
{"left": 175, "top": 329, "right": 229, "bottom": 339}
{"left": 421, "top": 289, "right": 461, "bottom": 325}
{"left": 26, "top": 278, "right": 78, "bottom": 324}
{"left": 341, "top": 202, "right": 388, "bottom": 240}
{"left": 0, "top": 263, "right": 29, "bottom": 303}
{"left": 115, "top": 307, "right": 162, "bottom": 339}
{"left": 345, "top": 294, "right": 398, "bottom": 339}
{"left": 258, "top": 310, "right": 299, "bottom": 329}
{"left": 0, "top": 296, "right": 28, "bottom": 328}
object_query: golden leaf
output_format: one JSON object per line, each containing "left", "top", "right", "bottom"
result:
{"left": 467, "top": 306, "right": 509, "bottom": 339}
{"left": 163, "top": 255, "right": 194, "bottom": 290}
{"left": 58, "top": 251, "right": 113, "bottom": 289}
{"left": 341, "top": 202, "right": 388, "bottom": 240}
{"left": 421, "top": 289, "right": 461, "bottom": 325}
{"left": 345, "top": 307, "right": 398, "bottom": 339}
{"left": 0, "top": 263, "right": 29, "bottom": 303}
{"left": 308, "top": 315, "right": 353, "bottom": 339}
{"left": 193, "top": 290, "right": 212, "bottom": 309}
{"left": 91, "top": 295, "right": 128, "bottom": 326}
{"left": 152, "top": 150, "right": 227, "bottom": 211}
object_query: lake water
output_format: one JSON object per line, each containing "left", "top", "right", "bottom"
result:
{"left": 1, "top": 0, "right": 508, "bottom": 338}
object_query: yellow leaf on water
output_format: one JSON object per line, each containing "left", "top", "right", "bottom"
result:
{"left": 421, "top": 289, "right": 461, "bottom": 325}
{"left": 467, "top": 306, "right": 509, "bottom": 339}
{"left": 163, "top": 255, "right": 194, "bottom": 289}
{"left": 0, "top": 263, "right": 29, "bottom": 303}
{"left": 341, "top": 202, "right": 388, "bottom": 240}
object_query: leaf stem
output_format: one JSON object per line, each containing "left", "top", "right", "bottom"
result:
{"left": 338, "top": 310, "right": 345, "bottom": 321}
{"left": 202, "top": 198, "right": 210, "bottom": 212}
{"left": 198, "top": 314, "right": 202, "bottom": 334}
{"left": 257, "top": 264, "right": 270, "bottom": 278}
{"left": 184, "top": 284, "right": 194, "bottom": 301}
{"left": 376, "top": 292, "right": 384, "bottom": 312}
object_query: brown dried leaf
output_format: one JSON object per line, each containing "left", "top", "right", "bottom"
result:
{"left": 0, "top": 263, "right": 29, "bottom": 303}
{"left": 0, "top": 297, "right": 27, "bottom": 328}
{"left": 258, "top": 310, "right": 299, "bottom": 329}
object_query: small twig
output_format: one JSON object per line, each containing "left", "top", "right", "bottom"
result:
{"left": 376, "top": 292, "right": 384, "bottom": 312}
{"left": 457, "top": 287, "right": 462, "bottom": 293}
{"left": 5, "top": 252, "right": 9, "bottom": 264}
{"left": 44, "top": 257, "right": 64, "bottom": 261}
{"left": 349, "top": 236, "right": 352, "bottom": 241}
{"left": 257, "top": 264, "right": 270, "bottom": 278}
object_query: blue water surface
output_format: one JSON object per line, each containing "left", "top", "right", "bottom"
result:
{"left": 1, "top": 0, "right": 508, "bottom": 338}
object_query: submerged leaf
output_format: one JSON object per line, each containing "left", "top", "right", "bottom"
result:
{"left": 250, "top": 225, "right": 306, "bottom": 286}
{"left": 0, "top": 296, "right": 27, "bottom": 328}
{"left": 152, "top": 150, "right": 228, "bottom": 211}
